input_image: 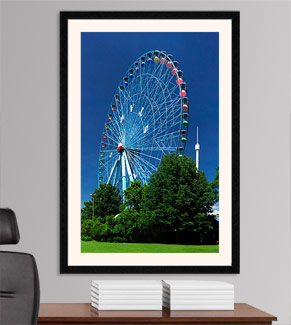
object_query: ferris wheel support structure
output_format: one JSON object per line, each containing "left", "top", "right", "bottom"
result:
{"left": 107, "top": 150, "right": 135, "bottom": 195}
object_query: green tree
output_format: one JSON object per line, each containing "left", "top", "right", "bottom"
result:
{"left": 122, "top": 181, "right": 143, "bottom": 212}
{"left": 81, "top": 183, "right": 122, "bottom": 222}
{"left": 81, "top": 200, "right": 93, "bottom": 223}
{"left": 91, "top": 218, "right": 108, "bottom": 241}
{"left": 81, "top": 219, "right": 93, "bottom": 241}
{"left": 114, "top": 209, "right": 140, "bottom": 242}
{"left": 210, "top": 166, "right": 219, "bottom": 202}
{"left": 142, "top": 153, "right": 217, "bottom": 244}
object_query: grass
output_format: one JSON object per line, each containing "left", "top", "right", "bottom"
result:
{"left": 81, "top": 241, "right": 219, "bottom": 253}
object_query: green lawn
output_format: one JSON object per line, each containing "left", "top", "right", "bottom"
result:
{"left": 81, "top": 241, "right": 219, "bottom": 253}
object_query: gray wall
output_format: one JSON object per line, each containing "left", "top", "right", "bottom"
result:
{"left": 0, "top": 1, "right": 290, "bottom": 324}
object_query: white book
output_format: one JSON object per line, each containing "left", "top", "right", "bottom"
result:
{"left": 90, "top": 286, "right": 162, "bottom": 297}
{"left": 164, "top": 304, "right": 234, "bottom": 310}
{"left": 90, "top": 288, "right": 162, "bottom": 296}
{"left": 91, "top": 299, "right": 162, "bottom": 306}
{"left": 91, "top": 302, "right": 162, "bottom": 310}
{"left": 91, "top": 294, "right": 162, "bottom": 300}
{"left": 163, "top": 299, "right": 234, "bottom": 305}
{"left": 163, "top": 293, "right": 234, "bottom": 301}
{"left": 91, "top": 296, "right": 161, "bottom": 305}
{"left": 92, "top": 280, "right": 162, "bottom": 291}
{"left": 91, "top": 287, "right": 162, "bottom": 295}
{"left": 163, "top": 287, "right": 234, "bottom": 296}
{"left": 163, "top": 301, "right": 234, "bottom": 310}
{"left": 91, "top": 290, "right": 162, "bottom": 301}
{"left": 162, "top": 280, "right": 233, "bottom": 291}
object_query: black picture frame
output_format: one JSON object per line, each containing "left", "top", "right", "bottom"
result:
{"left": 60, "top": 11, "right": 240, "bottom": 274}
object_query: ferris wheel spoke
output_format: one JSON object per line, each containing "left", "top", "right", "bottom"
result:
{"left": 149, "top": 65, "right": 169, "bottom": 101}
{"left": 125, "top": 92, "right": 157, "bottom": 145}
{"left": 131, "top": 107, "right": 181, "bottom": 145}
{"left": 103, "top": 143, "right": 118, "bottom": 150}
{"left": 127, "top": 150, "right": 152, "bottom": 181}
{"left": 105, "top": 133, "right": 121, "bottom": 145}
{"left": 135, "top": 145, "right": 177, "bottom": 152}
{"left": 117, "top": 101, "right": 129, "bottom": 135}
{"left": 134, "top": 130, "right": 180, "bottom": 147}
{"left": 142, "top": 96, "right": 181, "bottom": 130}
{"left": 155, "top": 82, "right": 180, "bottom": 106}
{"left": 132, "top": 153, "right": 158, "bottom": 173}
{"left": 126, "top": 151, "right": 142, "bottom": 181}
{"left": 141, "top": 71, "right": 173, "bottom": 95}
{"left": 101, "top": 149, "right": 119, "bottom": 153}
{"left": 143, "top": 78, "right": 178, "bottom": 126}
{"left": 109, "top": 117, "right": 124, "bottom": 140}
{"left": 155, "top": 139, "right": 173, "bottom": 156}
{"left": 144, "top": 75, "right": 166, "bottom": 108}
{"left": 140, "top": 64, "right": 163, "bottom": 96}
{"left": 127, "top": 149, "right": 158, "bottom": 170}
{"left": 112, "top": 117, "right": 127, "bottom": 141}
{"left": 128, "top": 149, "right": 161, "bottom": 162}
{"left": 107, "top": 131, "right": 121, "bottom": 144}
{"left": 128, "top": 151, "right": 156, "bottom": 176}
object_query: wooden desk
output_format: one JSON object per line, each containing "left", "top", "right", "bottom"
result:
{"left": 38, "top": 303, "right": 276, "bottom": 324}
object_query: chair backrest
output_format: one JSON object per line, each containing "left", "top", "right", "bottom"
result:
{"left": 0, "top": 208, "right": 40, "bottom": 324}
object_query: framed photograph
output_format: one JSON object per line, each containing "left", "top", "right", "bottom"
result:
{"left": 60, "top": 11, "right": 240, "bottom": 274}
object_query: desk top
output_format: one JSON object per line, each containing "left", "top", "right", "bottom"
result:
{"left": 38, "top": 303, "right": 277, "bottom": 323}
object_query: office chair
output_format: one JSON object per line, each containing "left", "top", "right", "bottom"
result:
{"left": 0, "top": 208, "right": 40, "bottom": 324}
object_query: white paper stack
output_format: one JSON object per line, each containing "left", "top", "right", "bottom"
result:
{"left": 162, "top": 280, "right": 234, "bottom": 310}
{"left": 90, "top": 280, "right": 163, "bottom": 310}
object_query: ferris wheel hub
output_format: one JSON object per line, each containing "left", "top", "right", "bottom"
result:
{"left": 117, "top": 143, "right": 123, "bottom": 153}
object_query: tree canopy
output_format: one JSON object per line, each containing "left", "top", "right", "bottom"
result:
{"left": 142, "top": 153, "right": 217, "bottom": 243}
{"left": 81, "top": 154, "right": 219, "bottom": 245}
{"left": 122, "top": 180, "right": 143, "bottom": 212}
{"left": 81, "top": 183, "right": 122, "bottom": 222}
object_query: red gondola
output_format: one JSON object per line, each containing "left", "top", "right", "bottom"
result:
{"left": 182, "top": 104, "right": 188, "bottom": 111}
{"left": 172, "top": 68, "right": 177, "bottom": 75}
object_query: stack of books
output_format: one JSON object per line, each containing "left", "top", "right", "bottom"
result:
{"left": 162, "top": 280, "right": 234, "bottom": 310}
{"left": 90, "top": 280, "right": 163, "bottom": 310}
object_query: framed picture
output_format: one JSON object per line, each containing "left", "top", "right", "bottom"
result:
{"left": 60, "top": 11, "right": 240, "bottom": 274}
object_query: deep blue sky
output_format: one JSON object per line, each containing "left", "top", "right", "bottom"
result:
{"left": 81, "top": 32, "right": 219, "bottom": 205}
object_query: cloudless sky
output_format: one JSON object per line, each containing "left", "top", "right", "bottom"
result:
{"left": 81, "top": 32, "right": 219, "bottom": 205}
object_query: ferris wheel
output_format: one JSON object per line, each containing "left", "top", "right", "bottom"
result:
{"left": 98, "top": 50, "right": 189, "bottom": 193}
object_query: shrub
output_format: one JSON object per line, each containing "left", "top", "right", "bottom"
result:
{"left": 90, "top": 218, "right": 108, "bottom": 241}
{"left": 113, "top": 209, "right": 140, "bottom": 242}
{"left": 81, "top": 219, "right": 93, "bottom": 240}
{"left": 81, "top": 235, "right": 92, "bottom": 241}
{"left": 112, "top": 236, "right": 127, "bottom": 243}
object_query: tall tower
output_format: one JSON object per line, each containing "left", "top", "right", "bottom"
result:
{"left": 195, "top": 126, "right": 200, "bottom": 170}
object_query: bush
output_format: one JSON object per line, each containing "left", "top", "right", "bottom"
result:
{"left": 112, "top": 236, "right": 127, "bottom": 243}
{"left": 81, "top": 235, "right": 92, "bottom": 241}
{"left": 81, "top": 219, "right": 93, "bottom": 240}
{"left": 113, "top": 209, "right": 140, "bottom": 242}
{"left": 91, "top": 218, "right": 108, "bottom": 241}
